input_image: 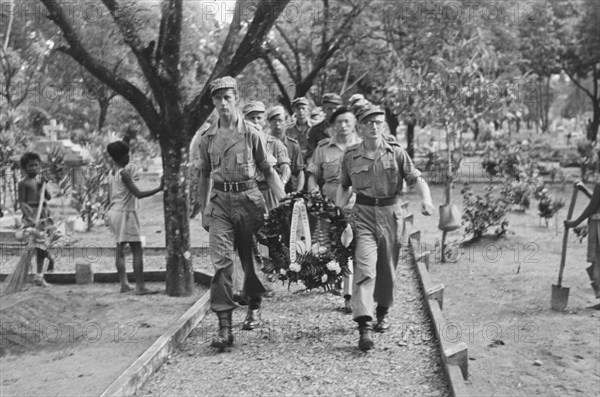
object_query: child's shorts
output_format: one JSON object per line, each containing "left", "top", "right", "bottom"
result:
{"left": 107, "top": 209, "right": 141, "bottom": 243}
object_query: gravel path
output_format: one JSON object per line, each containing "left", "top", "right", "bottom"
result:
{"left": 138, "top": 257, "right": 450, "bottom": 397}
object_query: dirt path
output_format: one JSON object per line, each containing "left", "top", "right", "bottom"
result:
{"left": 404, "top": 185, "right": 600, "bottom": 396}
{"left": 138, "top": 258, "right": 450, "bottom": 397}
{"left": 0, "top": 283, "right": 206, "bottom": 397}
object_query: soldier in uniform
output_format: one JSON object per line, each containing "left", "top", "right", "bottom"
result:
{"left": 197, "top": 76, "right": 286, "bottom": 349}
{"left": 285, "top": 97, "right": 312, "bottom": 164}
{"left": 307, "top": 106, "right": 361, "bottom": 313}
{"left": 336, "top": 105, "right": 434, "bottom": 351}
{"left": 267, "top": 106, "right": 305, "bottom": 193}
{"left": 306, "top": 93, "right": 342, "bottom": 162}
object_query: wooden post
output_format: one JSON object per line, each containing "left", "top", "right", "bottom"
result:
{"left": 441, "top": 124, "right": 452, "bottom": 264}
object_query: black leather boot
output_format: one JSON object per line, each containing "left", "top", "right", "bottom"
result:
{"left": 242, "top": 299, "right": 262, "bottom": 330}
{"left": 374, "top": 306, "right": 391, "bottom": 333}
{"left": 357, "top": 317, "right": 374, "bottom": 351}
{"left": 211, "top": 310, "right": 234, "bottom": 348}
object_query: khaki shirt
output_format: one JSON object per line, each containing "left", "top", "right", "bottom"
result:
{"left": 285, "top": 120, "right": 312, "bottom": 160}
{"left": 198, "top": 116, "right": 271, "bottom": 183}
{"left": 340, "top": 140, "right": 421, "bottom": 197}
{"left": 307, "top": 134, "right": 361, "bottom": 200}
{"left": 256, "top": 131, "right": 290, "bottom": 182}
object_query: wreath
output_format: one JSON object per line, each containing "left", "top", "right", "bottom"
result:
{"left": 257, "top": 191, "right": 354, "bottom": 291}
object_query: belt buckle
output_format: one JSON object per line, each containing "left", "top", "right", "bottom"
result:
{"left": 233, "top": 182, "right": 239, "bottom": 192}
{"left": 374, "top": 197, "right": 380, "bottom": 206}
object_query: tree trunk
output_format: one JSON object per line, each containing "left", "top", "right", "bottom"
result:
{"left": 385, "top": 107, "right": 399, "bottom": 139}
{"left": 588, "top": 100, "right": 600, "bottom": 142}
{"left": 97, "top": 98, "right": 110, "bottom": 131}
{"left": 406, "top": 120, "right": 415, "bottom": 159}
{"left": 160, "top": 133, "right": 194, "bottom": 297}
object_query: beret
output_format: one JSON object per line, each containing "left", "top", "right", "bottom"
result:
{"left": 242, "top": 101, "right": 266, "bottom": 116}
{"left": 329, "top": 106, "right": 354, "bottom": 124}
{"left": 210, "top": 76, "right": 237, "bottom": 95}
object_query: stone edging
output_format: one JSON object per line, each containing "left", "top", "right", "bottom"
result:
{"left": 100, "top": 272, "right": 213, "bottom": 397}
{"left": 407, "top": 230, "right": 471, "bottom": 397}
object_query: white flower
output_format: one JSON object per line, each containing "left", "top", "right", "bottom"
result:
{"left": 280, "top": 269, "right": 287, "bottom": 275}
{"left": 318, "top": 246, "right": 327, "bottom": 254}
{"left": 321, "top": 274, "right": 328, "bottom": 283}
{"left": 326, "top": 260, "right": 341, "bottom": 274}
{"left": 289, "top": 263, "right": 301, "bottom": 272}
{"left": 347, "top": 258, "right": 353, "bottom": 268}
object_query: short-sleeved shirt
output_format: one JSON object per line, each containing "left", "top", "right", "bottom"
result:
{"left": 285, "top": 121, "right": 312, "bottom": 161}
{"left": 306, "top": 120, "right": 333, "bottom": 161}
{"left": 256, "top": 132, "right": 290, "bottom": 182}
{"left": 198, "top": 115, "right": 271, "bottom": 183}
{"left": 276, "top": 135, "right": 304, "bottom": 191}
{"left": 340, "top": 140, "right": 422, "bottom": 197}
{"left": 190, "top": 123, "right": 212, "bottom": 169}
{"left": 307, "top": 134, "right": 361, "bottom": 201}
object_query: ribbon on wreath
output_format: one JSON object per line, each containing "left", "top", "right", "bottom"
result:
{"left": 289, "top": 198, "right": 312, "bottom": 264}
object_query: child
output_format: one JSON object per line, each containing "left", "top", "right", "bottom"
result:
{"left": 565, "top": 182, "right": 600, "bottom": 304}
{"left": 17, "top": 152, "right": 55, "bottom": 273}
{"left": 106, "top": 141, "right": 163, "bottom": 294}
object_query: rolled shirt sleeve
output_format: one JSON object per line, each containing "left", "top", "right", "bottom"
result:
{"left": 306, "top": 146, "right": 322, "bottom": 180}
{"left": 252, "top": 131, "right": 272, "bottom": 173}
{"left": 396, "top": 147, "right": 421, "bottom": 187}
{"left": 339, "top": 150, "right": 352, "bottom": 188}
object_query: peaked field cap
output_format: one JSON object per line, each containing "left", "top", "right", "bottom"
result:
{"left": 242, "top": 101, "right": 266, "bottom": 116}
{"left": 210, "top": 76, "right": 237, "bottom": 95}
{"left": 292, "top": 97, "right": 309, "bottom": 107}
{"left": 311, "top": 107, "right": 324, "bottom": 116}
{"left": 349, "top": 93, "right": 365, "bottom": 105}
{"left": 322, "top": 93, "right": 342, "bottom": 105}
{"left": 267, "top": 106, "right": 287, "bottom": 120}
{"left": 358, "top": 105, "right": 386, "bottom": 122}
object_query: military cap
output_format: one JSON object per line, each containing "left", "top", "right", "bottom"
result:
{"left": 242, "top": 101, "right": 266, "bottom": 116}
{"left": 210, "top": 76, "right": 237, "bottom": 95}
{"left": 267, "top": 105, "right": 287, "bottom": 120}
{"left": 358, "top": 105, "right": 385, "bottom": 123}
{"left": 322, "top": 93, "right": 342, "bottom": 105}
{"left": 292, "top": 97, "right": 310, "bottom": 107}
{"left": 349, "top": 93, "right": 365, "bottom": 105}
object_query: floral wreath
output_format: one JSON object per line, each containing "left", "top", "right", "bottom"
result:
{"left": 257, "top": 191, "right": 354, "bottom": 291}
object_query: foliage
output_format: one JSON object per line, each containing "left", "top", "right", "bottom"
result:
{"left": 461, "top": 182, "right": 509, "bottom": 241}
{"left": 42, "top": 145, "right": 71, "bottom": 197}
{"left": 257, "top": 192, "right": 353, "bottom": 290}
{"left": 537, "top": 187, "right": 566, "bottom": 227}
{"left": 70, "top": 145, "right": 111, "bottom": 231}
{"left": 576, "top": 140, "right": 599, "bottom": 182}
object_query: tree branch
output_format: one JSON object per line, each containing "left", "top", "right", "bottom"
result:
{"left": 275, "top": 25, "right": 302, "bottom": 80}
{"left": 40, "top": 0, "right": 160, "bottom": 132}
{"left": 563, "top": 64, "right": 595, "bottom": 99}
{"left": 100, "top": 0, "right": 165, "bottom": 107}
{"left": 262, "top": 56, "right": 292, "bottom": 111}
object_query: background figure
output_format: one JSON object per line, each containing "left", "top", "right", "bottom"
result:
{"left": 285, "top": 97, "right": 313, "bottom": 166}
{"left": 268, "top": 106, "right": 305, "bottom": 194}
{"left": 306, "top": 93, "right": 342, "bottom": 162}
{"left": 307, "top": 107, "right": 361, "bottom": 312}
{"left": 17, "top": 152, "right": 55, "bottom": 273}
{"left": 105, "top": 140, "right": 164, "bottom": 295}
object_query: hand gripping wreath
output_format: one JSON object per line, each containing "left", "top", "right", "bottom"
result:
{"left": 257, "top": 191, "right": 354, "bottom": 290}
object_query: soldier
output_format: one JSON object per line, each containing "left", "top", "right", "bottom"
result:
{"left": 267, "top": 106, "right": 305, "bottom": 193}
{"left": 306, "top": 93, "right": 342, "bottom": 162}
{"left": 307, "top": 106, "right": 361, "bottom": 313}
{"left": 197, "top": 76, "right": 286, "bottom": 349}
{"left": 243, "top": 101, "right": 291, "bottom": 210}
{"left": 336, "top": 105, "right": 434, "bottom": 351}
{"left": 285, "top": 97, "right": 312, "bottom": 163}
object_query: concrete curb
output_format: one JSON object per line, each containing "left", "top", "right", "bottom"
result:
{"left": 101, "top": 290, "right": 211, "bottom": 397}
{"left": 0, "top": 244, "right": 209, "bottom": 257}
{"left": 406, "top": 226, "right": 470, "bottom": 397}
{"left": 0, "top": 269, "right": 214, "bottom": 286}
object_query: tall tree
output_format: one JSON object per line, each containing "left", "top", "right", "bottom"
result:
{"left": 38, "top": 0, "right": 291, "bottom": 296}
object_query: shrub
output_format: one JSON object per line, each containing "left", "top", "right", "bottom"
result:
{"left": 461, "top": 182, "right": 510, "bottom": 241}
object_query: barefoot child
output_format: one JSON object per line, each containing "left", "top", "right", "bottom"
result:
{"left": 565, "top": 181, "right": 600, "bottom": 301}
{"left": 17, "top": 152, "right": 55, "bottom": 273}
{"left": 106, "top": 141, "right": 163, "bottom": 294}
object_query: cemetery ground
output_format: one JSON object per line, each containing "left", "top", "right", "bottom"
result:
{"left": 1, "top": 171, "right": 599, "bottom": 395}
